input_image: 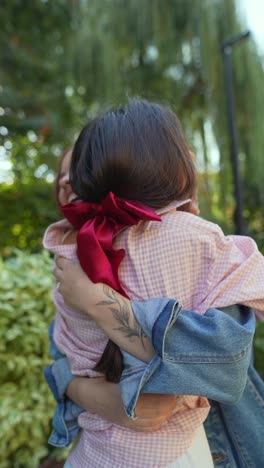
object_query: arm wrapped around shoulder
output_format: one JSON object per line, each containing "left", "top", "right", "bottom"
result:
{"left": 119, "top": 300, "right": 255, "bottom": 418}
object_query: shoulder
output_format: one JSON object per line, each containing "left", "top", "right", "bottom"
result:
{"left": 123, "top": 212, "right": 224, "bottom": 261}
{"left": 117, "top": 212, "right": 233, "bottom": 262}
{"left": 154, "top": 211, "right": 224, "bottom": 242}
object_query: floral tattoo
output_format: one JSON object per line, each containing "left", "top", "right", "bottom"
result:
{"left": 96, "top": 285, "right": 147, "bottom": 349}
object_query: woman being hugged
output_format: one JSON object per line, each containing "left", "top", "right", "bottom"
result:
{"left": 44, "top": 99, "right": 264, "bottom": 468}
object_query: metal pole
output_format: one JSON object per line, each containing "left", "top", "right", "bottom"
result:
{"left": 221, "top": 31, "right": 250, "bottom": 235}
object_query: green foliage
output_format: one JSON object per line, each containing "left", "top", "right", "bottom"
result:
{"left": 0, "top": 0, "right": 75, "bottom": 140}
{"left": 255, "top": 322, "right": 264, "bottom": 380}
{"left": 0, "top": 0, "right": 263, "bottom": 254}
{"left": 0, "top": 181, "right": 58, "bottom": 256}
{"left": 0, "top": 250, "right": 56, "bottom": 467}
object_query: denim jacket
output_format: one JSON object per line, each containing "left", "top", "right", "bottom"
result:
{"left": 120, "top": 301, "right": 254, "bottom": 416}
{"left": 204, "top": 364, "right": 264, "bottom": 467}
{"left": 44, "top": 321, "right": 84, "bottom": 447}
{"left": 130, "top": 301, "right": 264, "bottom": 468}
{"left": 45, "top": 301, "right": 264, "bottom": 467}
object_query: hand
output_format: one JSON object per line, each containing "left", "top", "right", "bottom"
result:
{"left": 178, "top": 193, "right": 200, "bottom": 216}
{"left": 66, "top": 376, "right": 178, "bottom": 432}
{"left": 190, "top": 192, "right": 200, "bottom": 215}
{"left": 130, "top": 393, "right": 179, "bottom": 431}
{"left": 53, "top": 257, "right": 100, "bottom": 317}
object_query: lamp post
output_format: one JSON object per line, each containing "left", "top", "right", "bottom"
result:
{"left": 221, "top": 31, "right": 250, "bottom": 235}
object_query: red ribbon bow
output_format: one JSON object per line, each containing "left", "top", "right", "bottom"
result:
{"left": 61, "top": 192, "right": 161, "bottom": 296}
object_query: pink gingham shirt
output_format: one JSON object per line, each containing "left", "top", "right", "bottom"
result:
{"left": 43, "top": 201, "right": 264, "bottom": 468}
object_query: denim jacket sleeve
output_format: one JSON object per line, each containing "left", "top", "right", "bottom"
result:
{"left": 120, "top": 300, "right": 255, "bottom": 418}
{"left": 44, "top": 321, "right": 84, "bottom": 447}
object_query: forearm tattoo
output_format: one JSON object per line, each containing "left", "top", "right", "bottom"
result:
{"left": 97, "top": 285, "right": 147, "bottom": 349}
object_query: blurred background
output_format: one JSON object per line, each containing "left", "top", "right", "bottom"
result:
{"left": 0, "top": 0, "right": 263, "bottom": 466}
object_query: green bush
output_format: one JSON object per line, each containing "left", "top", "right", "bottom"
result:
{"left": 255, "top": 321, "right": 264, "bottom": 380}
{"left": 0, "top": 250, "right": 56, "bottom": 468}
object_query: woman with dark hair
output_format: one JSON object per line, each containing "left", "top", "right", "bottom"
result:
{"left": 47, "top": 145, "right": 183, "bottom": 436}
{"left": 44, "top": 99, "right": 264, "bottom": 467}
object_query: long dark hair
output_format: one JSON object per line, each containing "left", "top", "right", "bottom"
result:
{"left": 70, "top": 99, "right": 197, "bottom": 382}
